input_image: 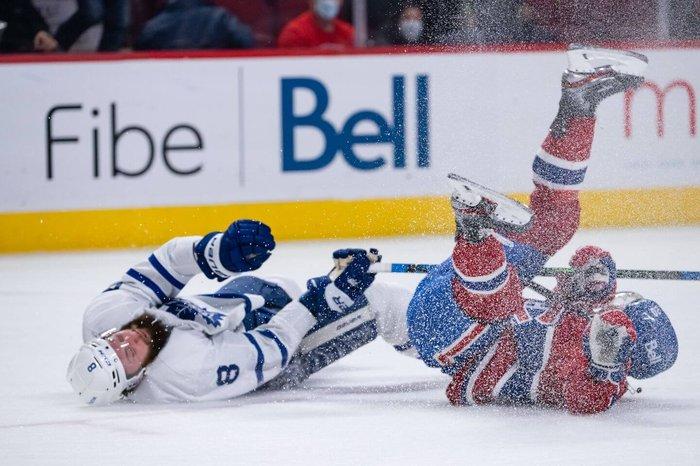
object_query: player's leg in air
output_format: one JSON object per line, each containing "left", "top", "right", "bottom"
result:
{"left": 406, "top": 176, "right": 534, "bottom": 381}
{"left": 408, "top": 45, "right": 648, "bottom": 374}
{"left": 447, "top": 45, "right": 678, "bottom": 414}
{"left": 496, "top": 46, "right": 677, "bottom": 414}
{"left": 504, "top": 45, "right": 648, "bottom": 280}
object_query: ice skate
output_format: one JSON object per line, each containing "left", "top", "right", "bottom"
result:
{"left": 566, "top": 44, "right": 648, "bottom": 79}
{"left": 448, "top": 173, "right": 533, "bottom": 242}
{"left": 552, "top": 45, "right": 648, "bottom": 134}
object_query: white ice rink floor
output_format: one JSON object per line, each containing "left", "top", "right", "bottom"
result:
{"left": 0, "top": 227, "right": 698, "bottom": 465}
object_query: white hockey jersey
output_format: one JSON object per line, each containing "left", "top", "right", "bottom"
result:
{"left": 81, "top": 236, "right": 316, "bottom": 403}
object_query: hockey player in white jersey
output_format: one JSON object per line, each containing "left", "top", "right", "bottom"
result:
{"left": 66, "top": 219, "right": 383, "bottom": 405}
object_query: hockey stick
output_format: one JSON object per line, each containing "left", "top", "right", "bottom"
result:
{"left": 538, "top": 267, "right": 700, "bottom": 281}
{"left": 369, "top": 263, "right": 700, "bottom": 281}
{"left": 367, "top": 263, "right": 557, "bottom": 299}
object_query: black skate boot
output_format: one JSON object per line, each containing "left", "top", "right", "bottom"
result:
{"left": 551, "top": 44, "right": 648, "bottom": 136}
{"left": 448, "top": 173, "right": 534, "bottom": 243}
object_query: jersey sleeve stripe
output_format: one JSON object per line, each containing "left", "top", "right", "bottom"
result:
{"left": 243, "top": 332, "right": 265, "bottom": 384}
{"left": 434, "top": 322, "right": 488, "bottom": 366}
{"left": 126, "top": 268, "right": 169, "bottom": 303}
{"left": 256, "top": 329, "right": 289, "bottom": 367}
{"left": 453, "top": 265, "right": 509, "bottom": 295}
{"left": 536, "top": 148, "right": 589, "bottom": 170}
{"left": 148, "top": 254, "right": 186, "bottom": 289}
{"left": 532, "top": 156, "right": 587, "bottom": 186}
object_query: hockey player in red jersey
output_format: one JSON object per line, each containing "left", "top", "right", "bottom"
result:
{"left": 263, "top": 46, "right": 678, "bottom": 412}
{"left": 406, "top": 45, "right": 678, "bottom": 414}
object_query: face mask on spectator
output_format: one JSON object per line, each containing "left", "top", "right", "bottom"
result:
{"left": 399, "top": 19, "right": 423, "bottom": 42}
{"left": 314, "top": 0, "right": 341, "bottom": 21}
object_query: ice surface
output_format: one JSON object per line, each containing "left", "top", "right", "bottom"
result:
{"left": 0, "top": 227, "right": 698, "bottom": 465}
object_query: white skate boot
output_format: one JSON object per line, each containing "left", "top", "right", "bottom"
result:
{"left": 552, "top": 45, "right": 648, "bottom": 135}
{"left": 448, "top": 173, "right": 533, "bottom": 242}
{"left": 566, "top": 44, "right": 648, "bottom": 78}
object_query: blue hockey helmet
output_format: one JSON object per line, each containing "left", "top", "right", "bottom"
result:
{"left": 624, "top": 298, "right": 678, "bottom": 379}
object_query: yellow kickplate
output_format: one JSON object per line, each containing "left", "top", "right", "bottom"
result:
{"left": 0, "top": 187, "right": 698, "bottom": 253}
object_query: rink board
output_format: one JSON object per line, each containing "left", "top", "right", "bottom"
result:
{"left": 0, "top": 45, "right": 698, "bottom": 251}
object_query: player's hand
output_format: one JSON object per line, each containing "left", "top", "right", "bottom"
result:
{"left": 33, "top": 31, "right": 58, "bottom": 52}
{"left": 194, "top": 219, "right": 275, "bottom": 280}
{"left": 221, "top": 219, "right": 275, "bottom": 271}
{"left": 330, "top": 248, "right": 381, "bottom": 277}
{"left": 299, "top": 248, "right": 379, "bottom": 319}
{"left": 584, "top": 309, "right": 637, "bottom": 383}
{"left": 331, "top": 249, "right": 378, "bottom": 302}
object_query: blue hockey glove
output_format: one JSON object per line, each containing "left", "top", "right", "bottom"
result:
{"left": 298, "top": 275, "right": 333, "bottom": 319}
{"left": 195, "top": 219, "right": 275, "bottom": 281}
{"left": 299, "top": 249, "right": 378, "bottom": 319}
{"left": 331, "top": 248, "right": 376, "bottom": 302}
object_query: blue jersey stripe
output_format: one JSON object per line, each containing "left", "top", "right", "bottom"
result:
{"left": 532, "top": 156, "right": 587, "bottom": 185}
{"left": 148, "top": 254, "right": 186, "bottom": 289}
{"left": 256, "top": 329, "right": 289, "bottom": 367}
{"left": 456, "top": 267, "right": 509, "bottom": 293}
{"left": 243, "top": 333, "right": 265, "bottom": 384}
{"left": 126, "top": 269, "right": 169, "bottom": 303}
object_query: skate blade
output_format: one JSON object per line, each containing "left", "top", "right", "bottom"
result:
{"left": 567, "top": 44, "right": 648, "bottom": 78}
{"left": 447, "top": 173, "right": 533, "bottom": 232}
{"left": 451, "top": 187, "right": 482, "bottom": 207}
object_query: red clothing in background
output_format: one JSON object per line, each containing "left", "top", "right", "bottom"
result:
{"left": 278, "top": 11, "right": 354, "bottom": 48}
{"left": 214, "top": 0, "right": 307, "bottom": 47}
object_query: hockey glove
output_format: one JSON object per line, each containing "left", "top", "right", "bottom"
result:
{"left": 195, "top": 219, "right": 275, "bottom": 281}
{"left": 584, "top": 309, "right": 637, "bottom": 383}
{"left": 299, "top": 249, "right": 378, "bottom": 319}
{"left": 158, "top": 298, "right": 231, "bottom": 335}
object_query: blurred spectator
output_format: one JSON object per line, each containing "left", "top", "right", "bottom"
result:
{"left": 434, "top": 1, "right": 485, "bottom": 45}
{"left": 278, "top": 0, "right": 354, "bottom": 48}
{"left": 365, "top": 0, "right": 402, "bottom": 42}
{"left": 416, "top": 0, "right": 463, "bottom": 43}
{"left": 374, "top": 4, "right": 428, "bottom": 45}
{"left": 33, "top": 0, "right": 104, "bottom": 52}
{"left": 0, "top": 0, "right": 58, "bottom": 53}
{"left": 130, "top": 0, "right": 166, "bottom": 45}
{"left": 135, "top": 0, "right": 254, "bottom": 50}
{"left": 515, "top": 1, "right": 557, "bottom": 43}
{"left": 214, "top": 1, "right": 308, "bottom": 47}
{"left": 670, "top": 0, "right": 700, "bottom": 39}
{"left": 524, "top": 0, "right": 659, "bottom": 43}
{"left": 53, "top": 0, "right": 129, "bottom": 51}
{"left": 472, "top": 0, "right": 521, "bottom": 44}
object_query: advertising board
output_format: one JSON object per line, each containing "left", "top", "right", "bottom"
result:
{"left": 0, "top": 46, "right": 697, "bottom": 251}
